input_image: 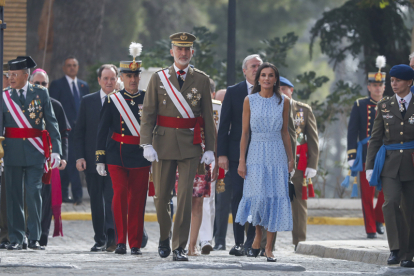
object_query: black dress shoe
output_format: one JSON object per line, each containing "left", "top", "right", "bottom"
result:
{"left": 401, "top": 260, "right": 414, "bottom": 267}
{"left": 7, "top": 243, "right": 22, "bottom": 250}
{"left": 367, "top": 233, "right": 377, "bottom": 239}
{"left": 115, "top": 243, "right": 127, "bottom": 254}
{"left": 0, "top": 240, "right": 10, "bottom": 249}
{"left": 173, "top": 247, "right": 188, "bottom": 261}
{"left": 62, "top": 196, "right": 73, "bottom": 203}
{"left": 28, "top": 240, "right": 44, "bottom": 250}
{"left": 260, "top": 249, "right": 265, "bottom": 256}
{"left": 388, "top": 250, "right": 400, "bottom": 265}
{"left": 376, "top": 222, "right": 385, "bottom": 235}
{"left": 229, "top": 244, "right": 245, "bottom": 256}
{"left": 73, "top": 199, "right": 83, "bottom": 206}
{"left": 213, "top": 244, "right": 225, "bottom": 251}
{"left": 22, "top": 236, "right": 28, "bottom": 249}
{"left": 141, "top": 227, "right": 148, "bottom": 249}
{"left": 131, "top": 247, "right": 142, "bottom": 255}
{"left": 106, "top": 239, "right": 116, "bottom": 252}
{"left": 91, "top": 243, "right": 106, "bottom": 252}
{"left": 250, "top": 248, "right": 260, "bottom": 258}
{"left": 158, "top": 239, "right": 171, "bottom": 258}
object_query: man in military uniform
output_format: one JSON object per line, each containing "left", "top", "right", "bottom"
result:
{"left": 347, "top": 57, "right": 386, "bottom": 240}
{"left": 140, "top": 32, "right": 215, "bottom": 261}
{"left": 2, "top": 56, "right": 61, "bottom": 250}
{"left": 274, "top": 76, "right": 318, "bottom": 252}
{"left": 96, "top": 43, "right": 151, "bottom": 256}
{"left": 366, "top": 64, "right": 414, "bottom": 267}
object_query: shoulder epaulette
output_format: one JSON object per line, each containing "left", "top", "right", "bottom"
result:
{"left": 155, "top": 68, "right": 166, "bottom": 73}
{"left": 194, "top": 68, "right": 209, "bottom": 77}
{"left": 378, "top": 96, "right": 390, "bottom": 104}
{"left": 356, "top": 96, "right": 368, "bottom": 107}
{"left": 3, "top": 87, "right": 7, "bottom": 91}
{"left": 212, "top": 99, "right": 222, "bottom": 105}
{"left": 296, "top": 101, "right": 311, "bottom": 110}
{"left": 140, "top": 89, "right": 146, "bottom": 92}
{"left": 34, "top": 84, "right": 46, "bottom": 90}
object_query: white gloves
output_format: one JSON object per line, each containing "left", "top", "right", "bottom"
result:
{"left": 96, "top": 163, "right": 107, "bottom": 176}
{"left": 143, "top": 145, "right": 159, "bottom": 162}
{"left": 201, "top": 151, "right": 215, "bottom": 165}
{"left": 50, "top": 153, "right": 61, "bottom": 169}
{"left": 366, "top": 169, "right": 373, "bottom": 182}
{"left": 305, "top": 168, "right": 317, "bottom": 178}
{"left": 348, "top": 159, "right": 355, "bottom": 167}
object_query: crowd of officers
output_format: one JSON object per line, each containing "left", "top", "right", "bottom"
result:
{"left": 0, "top": 31, "right": 413, "bottom": 267}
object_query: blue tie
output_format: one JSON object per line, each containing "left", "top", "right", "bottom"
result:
{"left": 72, "top": 81, "right": 80, "bottom": 113}
{"left": 19, "top": 89, "right": 25, "bottom": 105}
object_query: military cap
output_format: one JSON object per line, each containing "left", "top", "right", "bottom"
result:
{"left": 8, "top": 56, "right": 37, "bottom": 70}
{"left": 120, "top": 42, "right": 142, "bottom": 73}
{"left": 389, "top": 64, "right": 414, "bottom": 80}
{"left": 3, "top": 63, "right": 9, "bottom": 76}
{"left": 280, "top": 76, "right": 294, "bottom": 88}
{"left": 170, "top": 32, "right": 196, "bottom": 47}
{"left": 368, "top": 55, "right": 386, "bottom": 83}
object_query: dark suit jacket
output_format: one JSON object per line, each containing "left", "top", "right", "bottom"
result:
{"left": 49, "top": 76, "right": 89, "bottom": 129}
{"left": 217, "top": 81, "right": 248, "bottom": 162}
{"left": 73, "top": 91, "right": 105, "bottom": 174}
{"left": 51, "top": 97, "right": 71, "bottom": 161}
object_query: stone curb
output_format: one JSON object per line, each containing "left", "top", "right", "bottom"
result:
{"left": 153, "top": 261, "right": 306, "bottom": 271}
{"left": 61, "top": 212, "right": 364, "bottom": 225}
{"left": 296, "top": 240, "right": 389, "bottom": 266}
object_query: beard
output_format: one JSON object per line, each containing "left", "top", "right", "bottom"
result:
{"left": 175, "top": 56, "right": 191, "bottom": 66}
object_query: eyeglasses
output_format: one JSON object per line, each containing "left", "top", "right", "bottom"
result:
{"left": 9, "top": 72, "right": 26, "bottom": 78}
{"left": 34, "top": 81, "right": 48, "bottom": 86}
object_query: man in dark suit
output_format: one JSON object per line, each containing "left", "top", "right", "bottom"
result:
{"left": 73, "top": 64, "right": 115, "bottom": 252}
{"left": 217, "top": 54, "right": 263, "bottom": 256}
{"left": 49, "top": 56, "right": 89, "bottom": 204}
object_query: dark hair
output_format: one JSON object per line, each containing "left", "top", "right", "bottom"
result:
{"left": 63, "top": 56, "right": 78, "bottom": 66}
{"left": 98, "top": 64, "right": 119, "bottom": 78}
{"left": 209, "top": 78, "right": 216, "bottom": 94}
{"left": 251, "top": 62, "right": 282, "bottom": 104}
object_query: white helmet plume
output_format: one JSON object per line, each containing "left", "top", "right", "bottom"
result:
{"left": 129, "top": 42, "right": 142, "bottom": 59}
{"left": 376, "top": 55, "right": 386, "bottom": 70}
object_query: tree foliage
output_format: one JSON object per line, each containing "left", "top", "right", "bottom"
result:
{"left": 309, "top": 0, "right": 412, "bottom": 96}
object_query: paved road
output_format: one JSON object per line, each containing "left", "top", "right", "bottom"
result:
{"left": 0, "top": 221, "right": 400, "bottom": 275}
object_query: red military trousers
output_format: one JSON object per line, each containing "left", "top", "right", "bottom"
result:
{"left": 107, "top": 165, "right": 150, "bottom": 248}
{"left": 360, "top": 164, "right": 385, "bottom": 234}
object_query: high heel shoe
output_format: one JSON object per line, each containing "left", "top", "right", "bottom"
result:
{"left": 264, "top": 252, "right": 277, "bottom": 262}
{"left": 251, "top": 248, "right": 260, "bottom": 258}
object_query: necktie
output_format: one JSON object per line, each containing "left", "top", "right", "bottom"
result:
{"left": 177, "top": 70, "right": 186, "bottom": 89}
{"left": 19, "top": 89, "right": 25, "bottom": 105}
{"left": 72, "top": 81, "right": 80, "bottom": 113}
{"left": 399, "top": 98, "right": 407, "bottom": 118}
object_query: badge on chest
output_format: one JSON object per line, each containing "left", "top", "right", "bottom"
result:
{"left": 409, "top": 115, "right": 414, "bottom": 124}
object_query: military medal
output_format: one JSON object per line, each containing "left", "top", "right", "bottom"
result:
{"left": 186, "top": 93, "right": 193, "bottom": 99}
{"left": 39, "top": 112, "right": 43, "bottom": 118}
{"left": 192, "top": 88, "right": 198, "bottom": 94}
{"left": 383, "top": 113, "right": 393, "bottom": 119}
{"left": 138, "top": 104, "right": 143, "bottom": 116}
{"left": 409, "top": 115, "right": 414, "bottom": 124}
{"left": 163, "top": 99, "right": 166, "bottom": 105}
{"left": 400, "top": 104, "right": 405, "bottom": 113}
{"left": 382, "top": 103, "right": 386, "bottom": 108}
{"left": 35, "top": 118, "right": 41, "bottom": 125}
{"left": 191, "top": 99, "right": 197, "bottom": 106}
{"left": 382, "top": 109, "right": 390, "bottom": 113}
{"left": 29, "top": 112, "right": 36, "bottom": 119}
{"left": 196, "top": 94, "right": 201, "bottom": 100}
{"left": 160, "top": 86, "right": 165, "bottom": 89}
{"left": 130, "top": 100, "right": 135, "bottom": 106}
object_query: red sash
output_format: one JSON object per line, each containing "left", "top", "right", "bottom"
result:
{"left": 296, "top": 143, "right": 308, "bottom": 178}
{"left": 156, "top": 115, "right": 204, "bottom": 145}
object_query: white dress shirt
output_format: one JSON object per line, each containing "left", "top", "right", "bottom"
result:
{"left": 246, "top": 80, "right": 254, "bottom": 95}
{"left": 173, "top": 63, "right": 189, "bottom": 81}
{"left": 66, "top": 75, "right": 80, "bottom": 96}
{"left": 17, "top": 82, "right": 29, "bottom": 99}
{"left": 396, "top": 92, "right": 412, "bottom": 111}
{"left": 100, "top": 89, "right": 107, "bottom": 106}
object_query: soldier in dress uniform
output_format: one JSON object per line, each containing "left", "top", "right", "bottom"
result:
{"left": 275, "top": 76, "right": 318, "bottom": 252}
{"left": 366, "top": 64, "right": 414, "bottom": 267}
{"left": 95, "top": 43, "right": 151, "bottom": 256}
{"left": 2, "top": 56, "right": 61, "bottom": 250}
{"left": 140, "top": 32, "right": 215, "bottom": 261}
{"left": 347, "top": 56, "right": 387, "bottom": 241}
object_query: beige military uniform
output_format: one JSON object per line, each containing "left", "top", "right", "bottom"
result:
{"left": 140, "top": 64, "right": 215, "bottom": 250}
{"left": 366, "top": 94, "right": 414, "bottom": 258}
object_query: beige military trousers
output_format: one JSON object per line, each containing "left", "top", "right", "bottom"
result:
{"left": 152, "top": 156, "right": 199, "bottom": 250}
{"left": 261, "top": 169, "right": 307, "bottom": 249}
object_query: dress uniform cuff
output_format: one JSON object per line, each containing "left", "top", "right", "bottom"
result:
{"left": 96, "top": 150, "right": 105, "bottom": 163}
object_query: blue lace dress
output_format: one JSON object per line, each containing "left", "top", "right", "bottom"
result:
{"left": 235, "top": 93, "right": 293, "bottom": 232}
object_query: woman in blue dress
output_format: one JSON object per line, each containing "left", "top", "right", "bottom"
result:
{"left": 236, "top": 62, "right": 294, "bottom": 262}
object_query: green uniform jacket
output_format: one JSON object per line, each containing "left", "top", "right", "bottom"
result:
{"left": 2, "top": 84, "right": 62, "bottom": 166}
{"left": 140, "top": 65, "right": 215, "bottom": 160}
{"left": 291, "top": 99, "right": 319, "bottom": 170}
{"left": 366, "top": 95, "right": 414, "bottom": 181}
